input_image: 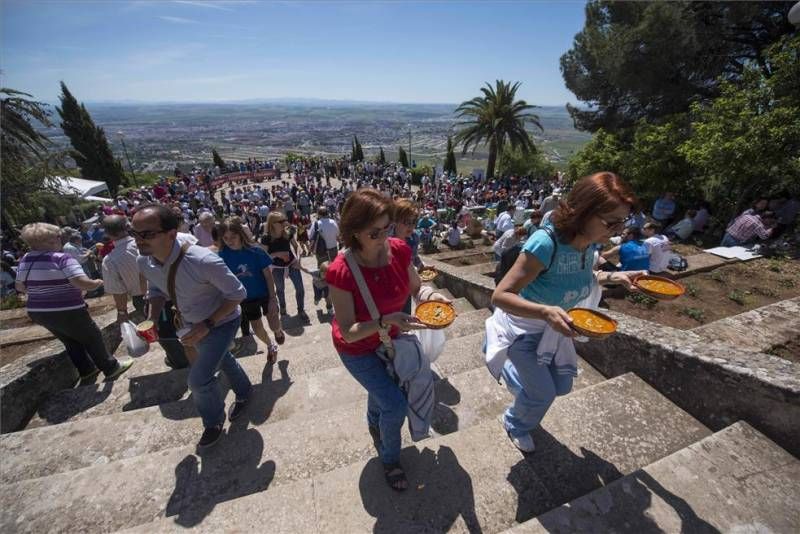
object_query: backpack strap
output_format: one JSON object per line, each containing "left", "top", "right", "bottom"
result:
{"left": 168, "top": 243, "right": 191, "bottom": 329}
{"left": 539, "top": 226, "right": 559, "bottom": 273}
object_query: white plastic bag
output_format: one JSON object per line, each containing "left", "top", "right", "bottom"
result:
{"left": 415, "top": 328, "right": 446, "bottom": 363}
{"left": 121, "top": 320, "right": 149, "bottom": 358}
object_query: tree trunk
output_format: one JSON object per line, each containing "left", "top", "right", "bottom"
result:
{"left": 486, "top": 138, "right": 497, "bottom": 179}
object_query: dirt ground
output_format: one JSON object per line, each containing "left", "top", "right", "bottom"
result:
{"left": 441, "top": 252, "right": 495, "bottom": 267}
{"left": 601, "top": 257, "right": 800, "bottom": 330}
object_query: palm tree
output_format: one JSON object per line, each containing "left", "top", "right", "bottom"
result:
{"left": 453, "top": 80, "right": 542, "bottom": 179}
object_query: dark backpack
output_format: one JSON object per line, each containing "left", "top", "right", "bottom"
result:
{"left": 312, "top": 221, "right": 329, "bottom": 257}
{"left": 494, "top": 226, "right": 558, "bottom": 284}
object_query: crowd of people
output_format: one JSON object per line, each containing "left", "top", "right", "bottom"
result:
{"left": 2, "top": 153, "right": 798, "bottom": 493}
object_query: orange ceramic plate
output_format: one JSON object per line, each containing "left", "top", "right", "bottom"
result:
{"left": 415, "top": 301, "right": 456, "bottom": 329}
{"left": 634, "top": 275, "right": 685, "bottom": 300}
{"left": 567, "top": 307, "right": 617, "bottom": 339}
{"left": 419, "top": 267, "right": 438, "bottom": 282}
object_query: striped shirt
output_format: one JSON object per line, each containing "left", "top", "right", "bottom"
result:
{"left": 17, "top": 251, "right": 86, "bottom": 312}
{"left": 102, "top": 237, "right": 144, "bottom": 297}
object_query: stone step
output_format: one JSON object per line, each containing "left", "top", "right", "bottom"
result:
{"left": 109, "top": 373, "right": 708, "bottom": 534}
{"left": 0, "top": 352, "right": 604, "bottom": 485}
{"left": 0, "top": 362, "right": 607, "bottom": 533}
{"left": 502, "top": 421, "right": 800, "bottom": 534}
{"left": 27, "top": 309, "right": 491, "bottom": 429}
{"left": 450, "top": 297, "right": 475, "bottom": 314}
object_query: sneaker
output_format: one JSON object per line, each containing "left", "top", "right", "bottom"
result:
{"left": 105, "top": 358, "right": 134, "bottom": 381}
{"left": 499, "top": 415, "right": 535, "bottom": 453}
{"left": 80, "top": 368, "right": 101, "bottom": 381}
{"left": 228, "top": 397, "right": 250, "bottom": 422}
{"left": 197, "top": 425, "right": 224, "bottom": 449}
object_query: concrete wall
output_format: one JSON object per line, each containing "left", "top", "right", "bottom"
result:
{"left": 426, "top": 257, "right": 800, "bottom": 458}
{"left": 0, "top": 309, "right": 134, "bottom": 433}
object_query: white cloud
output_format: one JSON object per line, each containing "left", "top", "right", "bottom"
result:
{"left": 173, "top": 1, "right": 234, "bottom": 11}
{"left": 157, "top": 15, "right": 199, "bottom": 24}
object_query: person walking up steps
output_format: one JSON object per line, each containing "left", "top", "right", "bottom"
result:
{"left": 133, "top": 204, "right": 253, "bottom": 450}
{"left": 218, "top": 217, "right": 285, "bottom": 365}
{"left": 261, "top": 211, "right": 309, "bottom": 323}
{"left": 487, "top": 172, "right": 646, "bottom": 453}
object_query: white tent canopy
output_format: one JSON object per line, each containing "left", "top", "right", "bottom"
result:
{"left": 54, "top": 176, "right": 110, "bottom": 199}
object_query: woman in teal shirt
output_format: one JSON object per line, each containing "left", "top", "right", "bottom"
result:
{"left": 489, "top": 172, "right": 646, "bottom": 453}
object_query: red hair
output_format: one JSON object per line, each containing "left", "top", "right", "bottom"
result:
{"left": 551, "top": 172, "right": 639, "bottom": 242}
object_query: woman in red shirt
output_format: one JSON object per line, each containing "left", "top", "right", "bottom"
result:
{"left": 326, "top": 188, "right": 447, "bottom": 492}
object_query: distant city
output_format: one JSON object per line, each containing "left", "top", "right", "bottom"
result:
{"left": 41, "top": 100, "right": 590, "bottom": 172}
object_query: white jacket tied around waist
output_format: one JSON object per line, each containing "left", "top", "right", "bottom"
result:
{"left": 484, "top": 281, "right": 602, "bottom": 382}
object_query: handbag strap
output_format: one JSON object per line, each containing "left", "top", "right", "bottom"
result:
{"left": 168, "top": 243, "right": 190, "bottom": 324}
{"left": 343, "top": 248, "right": 394, "bottom": 356}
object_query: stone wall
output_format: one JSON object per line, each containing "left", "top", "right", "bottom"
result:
{"left": 0, "top": 309, "right": 134, "bottom": 433}
{"left": 425, "top": 257, "right": 800, "bottom": 457}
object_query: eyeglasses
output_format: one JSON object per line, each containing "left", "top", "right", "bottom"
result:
{"left": 367, "top": 224, "right": 392, "bottom": 240}
{"left": 596, "top": 215, "right": 626, "bottom": 232}
{"left": 130, "top": 229, "right": 167, "bottom": 240}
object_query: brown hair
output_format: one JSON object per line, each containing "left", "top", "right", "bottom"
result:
{"left": 219, "top": 216, "right": 255, "bottom": 249}
{"left": 551, "top": 172, "right": 638, "bottom": 242}
{"left": 339, "top": 188, "right": 393, "bottom": 250}
{"left": 393, "top": 198, "right": 419, "bottom": 223}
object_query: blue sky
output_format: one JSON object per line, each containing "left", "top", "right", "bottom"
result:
{"left": 2, "top": 0, "right": 587, "bottom": 105}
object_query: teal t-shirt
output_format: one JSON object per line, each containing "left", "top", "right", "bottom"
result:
{"left": 519, "top": 227, "right": 595, "bottom": 310}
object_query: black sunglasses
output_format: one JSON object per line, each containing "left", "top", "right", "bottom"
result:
{"left": 130, "top": 229, "right": 167, "bottom": 240}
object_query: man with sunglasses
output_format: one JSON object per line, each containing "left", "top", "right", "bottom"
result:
{"left": 133, "top": 204, "right": 252, "bottom": 449}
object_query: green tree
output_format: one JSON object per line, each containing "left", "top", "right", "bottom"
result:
{"left": 351, "top": 135, "right": 364, "bottom": 162}
{"left": 561, "top": 1, "right": 795, "bottom": 133}
{"left": 680, "top": 34, "right": 800, "bottom": 223}
{"left": 443, "top": 136, "right": 457, "bottom": 175}
{"left": 377, "top": 146, "right": 386, "bottom": 165}
{"left": 566, "top": 129, "right": 626, "bottom": 182}
{"left": 454, "top": 80, "right": 542, "bottom": 179}
{"left": 398, "top": 146, "right": 409, "bottom": 168}
{"left": 57, "top": 82, "right": 125, "bottom": 195}
{"left": 497, "top": 142, "right": 555, "bottom": 178}
{"left": 212, "top": 148, "right": 226, "bottom": 169}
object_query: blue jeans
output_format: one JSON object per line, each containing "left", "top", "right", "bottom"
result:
{"left": 720, "top": 233, "right": 744, "bottom": 247}
{"left": 274, "top": 267, "right": 305, "bottom": 312}
{"left": 340, "top": 352, "right": 407, "bottom": 464}
{"left": 189, "top": 317, "right": 252, "bottom": 429}
{"left": 501, "top": 333, "right": 573, "bottom": 438}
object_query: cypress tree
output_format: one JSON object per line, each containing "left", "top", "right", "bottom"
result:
{"left": 351, "top": 136, "right": 358, "bottom": 161}
{"left": 57, "top": 82, "right": 125, "bottom": 195}
{"left": 356, "top": 137, "right": 364, "bottom": 161}
{"left": 378, "top": 146, "right": 386, "bottom": 165}
{"left": 212, "top": 148, "right": 226, "bottom": 169}
{"left": 398, "top": 146, "right": 409, "bottom": 168}
{"left": 444, "top": 136, "right": 457, "bottom": 175}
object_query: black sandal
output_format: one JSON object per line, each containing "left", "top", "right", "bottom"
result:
{"left": 383, "top": 462, "right": 408, "bottom": 492}
{"left": 368, "top": 425, "right": 382, "bottom": 454}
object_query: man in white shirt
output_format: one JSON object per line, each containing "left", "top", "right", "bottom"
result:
{"left": 309, "top": 207, "right": 340, "bottom": 266}
{"left": 642, "top": 222, "right": 672, "bottom": 274}
{"left": 102, "top": 215, "right": 190, "bottom": 369}
{"left": 494, "top": 205, "right": 516, "bottom": 239}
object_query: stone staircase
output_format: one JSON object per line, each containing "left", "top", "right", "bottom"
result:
{"left": 1, "top": 258, "right": 798, "bottom": 533}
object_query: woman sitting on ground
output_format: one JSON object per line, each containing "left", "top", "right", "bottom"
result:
{"left": 218, "top": 217, "right": 285, "bottom": 364}
{"left": 326, "top": 188, "right": 449, "bottom": 492}
{"left": 488, "top": 172, "right": 646, "bottom": 453}
{"left": 15, "top": 223, "right": 134, "bottom": 382}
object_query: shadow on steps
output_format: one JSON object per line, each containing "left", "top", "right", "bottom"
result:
{"left": 358, "top": 446, "right": 483, "bottom": 534}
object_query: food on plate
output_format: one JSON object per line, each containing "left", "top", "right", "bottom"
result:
{"left": 567, "top": 308, "right": 617, "bottom": 338}
{"left": 415, "top": 300, "right": 456, "bottom": 329}
{"left": 634, "top": 275, "right": 685, "bottom": 300}
{"left": 418, "top": 267, "right": 438, "bottom": 282}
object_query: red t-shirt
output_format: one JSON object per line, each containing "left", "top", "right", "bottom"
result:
{"left": 326, "top": 237, "right": 411, "bottom": 356}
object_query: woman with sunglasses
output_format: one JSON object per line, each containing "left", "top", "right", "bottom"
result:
{"left": 488, "top": 172, "right": 646, "bottom": 453}
{"left": 326, "top": 188, "right": 449, "bottom": 492}
{"left": 218, "top": 217, "right": 284, "bottom": 364}
{"left": 261, "top": 211, "right": 308, "bottom": 322}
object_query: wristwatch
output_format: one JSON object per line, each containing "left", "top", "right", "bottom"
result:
{"left": 203, "top": 317, "right": 215, "bottom": 329}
